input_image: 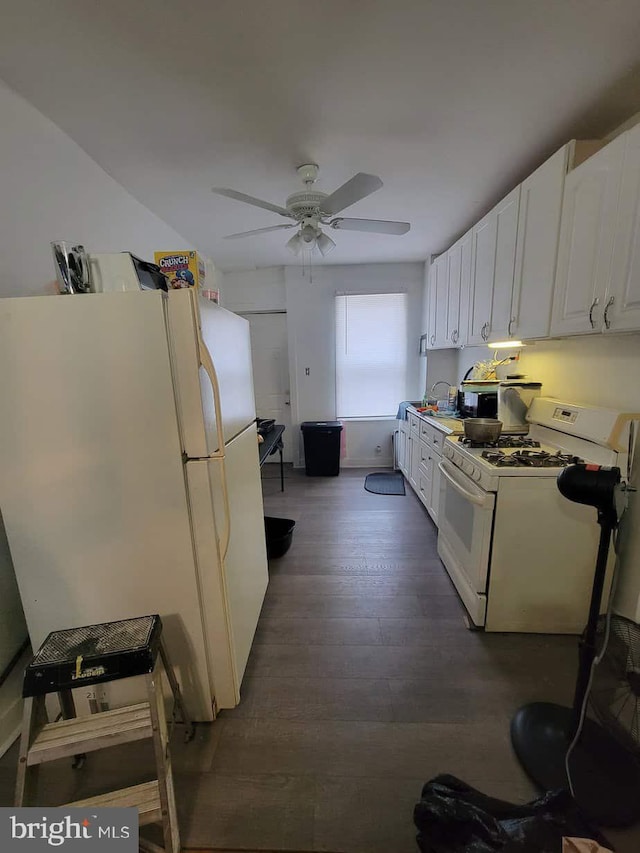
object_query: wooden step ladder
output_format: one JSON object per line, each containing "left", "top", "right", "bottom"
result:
{"left": 15, "top": 615, "right": 193, "bottom": 853}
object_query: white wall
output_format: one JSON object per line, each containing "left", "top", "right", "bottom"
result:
{"left": 287, "top": 263, "right": 424, "bottom": 467}
{"left": 0, "top": 80, "right": 198, "bottom": 297}
{"left": 456, "top": 333, "right": 640, "bottom": 411}
{"left": 0, "top": 78, "right": 203, "bottom": 754}
{"left": 221, "top": 267, "right": 287, "bottom": 313}
{"left": 221, "top": 262, "right": 425, "bottom": 467}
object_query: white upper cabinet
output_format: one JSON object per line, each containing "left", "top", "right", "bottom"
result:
{"left": 551, "top": 133, "right": 626, "bottom": 336}
{"left": 488, "top": 187, "right": 520, "bottom": 343}
{"left": 468, "top": 209, "right": 498, "bottom": 345}
{"left": 444, "top": 246, "right": 460, "bottom": 347}
{"left": 426, "top": 253, "right": 447, "bottom": 349}
{"left": 433, "top": 253, "right": 449, "bottom": 348}
{"left": 445, "top": 230, "right": 471, "bottom": 348}
{"left": 468, "top": 186, "right": 520, "bottom": 346}
{"left": 607, "top": 123, "right": 640, "bottom": 332}
{"left": 427, "top": 230, "right": 472, "bottom": 349}
{"left": 511, "top": 145, "right": 569, "bottom": 340}
{"left": 425, "top": 259, "right": 437, "bottom": 345}
{"left": 457, "top": 230, "right": 472, "bottom": 348}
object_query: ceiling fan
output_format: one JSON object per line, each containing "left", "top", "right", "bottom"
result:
{"left": 212, "top": 164, "right": 410, "bottom": 256}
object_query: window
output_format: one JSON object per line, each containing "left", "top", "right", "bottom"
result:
{"left": 335, "top": 293, "right": 408, "bottom": 418}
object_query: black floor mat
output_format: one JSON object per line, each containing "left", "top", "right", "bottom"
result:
{"left": 364, "top": 472, "right": 406, "bottom": 495}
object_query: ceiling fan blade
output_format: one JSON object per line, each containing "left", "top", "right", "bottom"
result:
{"left": 224, "top": 224, "right": 297, "bottom": 240}
{"left": 330, "top": 218, "right": 411, "bottom": 235}
{"left": 212, "top": 187, "right": 292, "bottom": 218}
{"left": 320, "top": 173, "right": 383, "bottom": 215}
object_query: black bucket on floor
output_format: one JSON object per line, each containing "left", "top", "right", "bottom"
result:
{"left": 264, "top": 516, "right": 296, "bottom": 559}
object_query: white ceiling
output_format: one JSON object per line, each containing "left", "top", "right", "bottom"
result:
{"left": 2, "top": 0, "right": 640, "bottom": 271}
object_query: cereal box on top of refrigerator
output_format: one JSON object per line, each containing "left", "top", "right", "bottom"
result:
{"left": 154, "top": 251, "right": 206, "bottom": 290}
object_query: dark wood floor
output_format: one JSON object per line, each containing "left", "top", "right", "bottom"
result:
{"left": 2, "top": 467, "right": 639, "bottom": 851}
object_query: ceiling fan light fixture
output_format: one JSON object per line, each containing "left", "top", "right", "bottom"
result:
{"left": 300, "top": 223, "right": 317, "bottom": 244}
{"left": 286, "top": 233, "right": 304, "bottom": 255}
{"left": 317, "top": 232, "right": 336, "bottom": 256}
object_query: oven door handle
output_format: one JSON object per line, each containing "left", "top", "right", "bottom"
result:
{"left": 438, "top": 460, "right": 493, "bottom": 508}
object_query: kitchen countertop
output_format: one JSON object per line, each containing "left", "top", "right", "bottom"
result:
{"left": 405, "top": 405, "right": 464, "bottom": 435}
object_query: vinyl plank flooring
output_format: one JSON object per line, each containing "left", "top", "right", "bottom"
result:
{"left": 266, "top": 572, "right": 456, "bottom": 597}
{"left": 269, "top": 556, "right": 443, "bottom": 577}
{"left": 387, "top": 677, "right": 573, "bottom": 723}
{"left": 379, "top": 616, "right": 475, "bottom": 645}
{"left": 254, "top": 617, "right": 384, "bottom": 646}
{"left": 6, "top": 468, "right": 634, "bottom": 852}
{"left": 176, "top": 772, "right": 316, "bottom": 851}
{"left": 260, "top": 593, "right": 424, "bottom": 619}
{"left": 211, "top": 718, "right": 530, "bottom": 787}
{"left": 230, "top": 676, "right": 394, "bottom": 722}
{"left": 313, "top": 776, "right": 422, "bottom": 853}
{"left": 244, "top": 641, "right": 576, "bottom": 683}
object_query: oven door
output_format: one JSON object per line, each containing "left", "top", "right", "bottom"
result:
{"left": 436, "top": 459, "right": 495, "bottom": 626}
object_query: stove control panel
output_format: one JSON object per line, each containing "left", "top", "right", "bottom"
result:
{"left": 552, "top": 407, "right": 578, "bottom": 424}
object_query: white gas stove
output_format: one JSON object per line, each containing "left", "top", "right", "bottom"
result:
{"left": 437, "top": 398, "right": 637, "bottom": 634}
{"left": 443, "top": 398, "right": 629, "bottom": 491}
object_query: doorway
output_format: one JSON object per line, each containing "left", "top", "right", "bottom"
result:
{"left": 243, "top": 312, "right": 293, "bottom": 464}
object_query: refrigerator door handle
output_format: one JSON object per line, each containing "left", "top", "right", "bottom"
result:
{"left": 193, "top": 292, "right": 232, "bottom": 560}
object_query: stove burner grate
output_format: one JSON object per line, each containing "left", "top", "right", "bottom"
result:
{"left": 459, "top": 436, "right": 541, "bottom": 450}
{"left": 481, "top": 448, "right": 584, "bottom": 468}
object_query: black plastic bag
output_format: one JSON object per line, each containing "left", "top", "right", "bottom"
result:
{"left": 414, "top": 775, "right": 611, "bottom": 853}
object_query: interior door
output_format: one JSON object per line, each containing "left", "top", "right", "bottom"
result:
{"left": 244, "top": 312, "right": 293, "bottom": 463}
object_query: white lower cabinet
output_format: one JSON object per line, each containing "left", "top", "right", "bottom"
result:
{"left": 430, "top": 451, "right": 442, "bottom": 525}
{"left": 404, "top": 413, "right": 445, "bottom": 526}
{"left": 395, "top": 424, "right": 407, "bottom": 473}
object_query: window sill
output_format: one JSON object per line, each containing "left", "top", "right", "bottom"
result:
{"left": 338, "top": 416, "right": 397, "bottom": 422}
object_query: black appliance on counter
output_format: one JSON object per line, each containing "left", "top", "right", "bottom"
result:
{"left": 457, "top": 381, "right": 499, "bottom": 419}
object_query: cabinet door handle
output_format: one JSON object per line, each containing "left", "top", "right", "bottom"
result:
{"left": 508, "top": 317, "right": 516, "bottom": 337}
{"left": 604, "top": 296, "right": 614, "bottom": 329}
{"left": 430, "top": 334, "right": 435, "bottom": 346}
{"left": 451, "top": 329, "right": 458, "bottom": 344}
{"left": 588, "top": 297, "right": 600, "bottom": 329}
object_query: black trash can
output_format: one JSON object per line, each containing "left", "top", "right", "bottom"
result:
{"left": 264, "top": 516, "right": 296, "bottom": 559}
{"left": 301, "top": 421, "right": 343, "bottom": 476}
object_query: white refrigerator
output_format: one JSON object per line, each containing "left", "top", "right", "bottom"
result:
{"left": 0, "top": 289, "right": 269, "bottom": 720}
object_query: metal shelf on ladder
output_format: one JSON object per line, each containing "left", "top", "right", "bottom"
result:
{"left": 15, "top": 615, "right": 193, "bottom": 853}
